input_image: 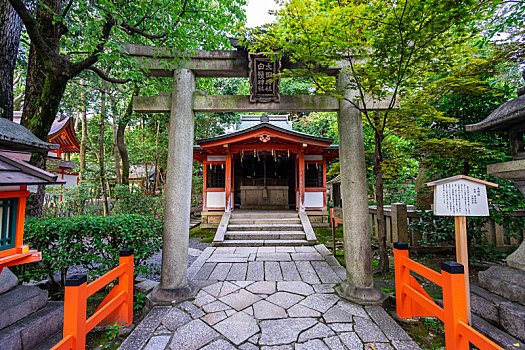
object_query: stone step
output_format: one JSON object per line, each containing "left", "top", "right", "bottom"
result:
{"left": 218, "top": 239, "right": 313, "bottom": 247}
{"left": 471, "top": 284, "right": 525, "bottom": 342}
{"left": 227, "top": 224, "right": 304, "bottom": 231}
{"left": 225, "top": 231, "right": 306, "bottom": 240}
{"left": 0, "top": 301, "right": 64, "bottom": 350}
{"left": 478, "top": 266, "right": 525, "bottom": 307}
{"left": 0, "top": 267, "right": 18, "bottom": 294}
{"left": 231, "top": 212, "right": 299, "bottom": 219}
{"left": 33, "top": 330, "right": 63, "bottom": 350}
{"left": 0, "top": 285, "right": 48, "bottom": 331}
{"left": 229, "top": 218, "right": 301, "bottom": 225}
{"left": 472, "top": 314, "right": 524, "bottom": 349}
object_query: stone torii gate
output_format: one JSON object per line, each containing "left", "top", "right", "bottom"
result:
{"left": 127, "top": 44, "right": 389, "bottom": 305}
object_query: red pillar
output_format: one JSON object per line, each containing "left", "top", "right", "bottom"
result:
{"left": 298, "top": 150, "right": 305, "bottom": 211}
{"left": 225, "top": 153, "right": 232, "bottom": 212}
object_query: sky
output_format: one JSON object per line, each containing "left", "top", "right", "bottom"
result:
{"left": 244, "top": 0, "right": 281, "bottom": 28}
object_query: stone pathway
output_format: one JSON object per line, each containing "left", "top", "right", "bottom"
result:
{"left": 119, "top": 245, "right": 420, "bottom": 350}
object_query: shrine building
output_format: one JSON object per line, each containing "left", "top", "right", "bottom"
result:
{"left": 193, "top": 115, "right": 339, "bottom": 227}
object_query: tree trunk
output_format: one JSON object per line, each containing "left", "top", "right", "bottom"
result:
{"left": 374, "top": 121, "right": 389, "bottom": 275}
{"left": 0, "top": 0, "right": 23, "bottom": 120}
{"left": 79, "top": 79, "right": 87, "bottom": 181}
{"left": 414, "top": 158, "right": 433, "bottom": 210}
{"left": 112, "top": 109, "right": 122, "bottom": 185}
{"left": 154, "top": 119, "right": 160, "bottom": 193}
{"left": 99, "top": 79, "right": 109, "bottom": 217}
{"left": 20, "top": 0, "right": 63, "bottom": 128}
{"left": 117, "top": 87, "right": 137, "bottom": 186}
{"left": 25, "top": 73, "right": 68, "bottom": 217}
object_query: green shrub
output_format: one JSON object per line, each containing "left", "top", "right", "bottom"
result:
{"left": 112, "top": 185, "right": 164, "bottom": 219}
{"left": 20, "top": 214, "right": 162, "bottom": 284}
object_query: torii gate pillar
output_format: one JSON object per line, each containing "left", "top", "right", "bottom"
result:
{"left": 150, "top": 69, "right": 195, "bottom": 302}
{"left": 336, "top": 71, "right": 386, "bottom": 305}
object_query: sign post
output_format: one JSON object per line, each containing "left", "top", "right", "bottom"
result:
{"left": 425, "top": 175, "right": 498, "bottom": 324}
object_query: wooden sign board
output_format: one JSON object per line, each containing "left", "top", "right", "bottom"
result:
{"left": 426, "top": 175, "right": 498, "bottom": 325}
{"left": 249, "top": 52, "right": 281, "bottom": 103}
{"left": 434, "top": 179, "right": 489, "bottom": 216}
{"left": 426, "top": 175, "right": 497, "bottom": 217}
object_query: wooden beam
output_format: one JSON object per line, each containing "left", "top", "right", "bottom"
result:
{"left": 133, "top": 93, "right": 398, "bottom": 114}
{"left": 123, "top": 44, "right": 340, "bottom": 77}
{"left": 193, "top": 94, "right": 340, "bottom": 113}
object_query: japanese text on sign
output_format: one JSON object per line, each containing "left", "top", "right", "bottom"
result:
{"left": 433, "top": 179, "right": 489, "bottom": 216}
{"left": 249, "top": 53, "right": 280, "bottom": 102}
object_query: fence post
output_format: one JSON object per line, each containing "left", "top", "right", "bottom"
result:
{"left": 119, "top": 248, "right": 134, "bottom": 326}
{"left": 393, "top": 242, "right": 411, "bottom": 319}
{"left": 63, "top": 274, "right": 87, "bottom": 350}
{"left": 391, "top": 203, "right": 408, "bottom": 244}
{"left": 441, "top": 261, "right": 468, "bottom": 350}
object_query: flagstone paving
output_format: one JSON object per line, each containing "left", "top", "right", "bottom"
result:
{"left": 119, "top": 245, "right": 420, "bottom": 350}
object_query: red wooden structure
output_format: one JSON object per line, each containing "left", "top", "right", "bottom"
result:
{"left": 48, "top": 116, "right": 81, "bottom": 158}
{"left": 193, "top": 115, "right": 338, "bottom": 213}
{"left": 394, "top": 242, "right": 503, "bottom": 349}
{"left": 51, "top": 249, "right": 134, "bottom": 350}
{"left": 0, "top": 149, "right": 61, "bottom": 274}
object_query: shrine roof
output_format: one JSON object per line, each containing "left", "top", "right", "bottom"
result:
{"left": 196, "top": 117, "right": 334, "bottom": 146}
{"left": 48, "top": 115, "right": 80, "bottom": 153}
{"left": 0, "top": 118, "right": 59, "bottom": 152}
{"left": 466, "top": 94, "right": 525, "bottom": 132}
{"left": 425, "top": 175, "right": 498, "bottom": 188}
{"left": 0, "top": 152, "right": 62, "bottom": 186}
{"left": 236, "top": 115, "right": 293, "bottom": 131}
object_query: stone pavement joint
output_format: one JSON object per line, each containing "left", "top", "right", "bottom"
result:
{"left": 118, "top": 244, "right": 421, "bottom": 350}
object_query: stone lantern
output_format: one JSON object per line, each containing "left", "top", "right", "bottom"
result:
{"left": 465, "top": 72, "right": 525, "bottom": 344}
{"left": 466, "top": 71, "right": 525, "bottom": 271}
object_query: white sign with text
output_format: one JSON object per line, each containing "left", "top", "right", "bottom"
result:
{"left": 434, "top": 179, "right": 489, "bottom": 216}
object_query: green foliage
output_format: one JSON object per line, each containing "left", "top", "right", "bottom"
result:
{"left": 105, "top": 323, "right": 122, "bottom": 342}
{"left": 21, "top": 215, "right": 162, "bottom": 284}
{"left": 292, "top": 112, "right": 338, "bottom": 142}
{"left": 112, "top": 186, "right": 164, "bottom": 218}
{"left": 410, "top": 210, "right": 456, "bottom": 246}
{"left": 133, "top": 293, "right": 146, "bottom": 311}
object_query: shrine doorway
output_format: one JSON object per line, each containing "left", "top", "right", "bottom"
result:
{"left": 233, "top": 153, "right": 296, "bottom": 210}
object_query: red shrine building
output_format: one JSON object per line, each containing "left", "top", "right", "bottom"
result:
{"left": 194, "top": 115, "right": 339, "bottom": 228}
{"left": 47, "top": 115, "right": 81, "bottom": 190}
{"left": 11, "top": 112, "right": 81, "bottom": 193}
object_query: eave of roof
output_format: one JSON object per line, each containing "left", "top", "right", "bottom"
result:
{"left": 48, "top": 116, "right": 81, "bottom": 152}
{"left": 0, "top": 118, "right": 59, "bottom": 152}
{"left": 0, "top": 153, "right": 62, "bottom": 186}
{"left": 196, "top": 122, "right": 334, "bottom": 146}
{"left": 466, "top": 94, "right": 525, "bottom": 132}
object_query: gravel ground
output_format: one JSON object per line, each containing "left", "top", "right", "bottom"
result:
{"left": 60, "top": 237, "right": 212, "bottom": 283}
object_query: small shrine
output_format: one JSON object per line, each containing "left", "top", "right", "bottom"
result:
{"left": 47, "top": 115, "right": 81, "bottom": 191}
{"left": 11, "top": 112, "right": 80, "bottom": 193}
{"left": 193, "top": 115, "right": 339, "bottom": 227}
{"left": 0, "top": 118, "right": 62, "bottom": 272}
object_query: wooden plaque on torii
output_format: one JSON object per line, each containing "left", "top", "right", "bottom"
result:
{"left": 248, "top": 52, "right": 281, "bottom": 103}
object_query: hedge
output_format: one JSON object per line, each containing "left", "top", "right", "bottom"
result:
{"left": 21, "top": 214, "right": 162, "bottom": 285}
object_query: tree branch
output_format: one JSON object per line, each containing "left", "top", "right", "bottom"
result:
{"left": 120, "top": 21, "right": 166, "bottom": 40}
{"left": 70, "top": 13, "right": 115, "bottom": 75}
{"left": 88, "top": 66, "right": 130, "bottom": 84}
{"left": 62, "top": 0, "right": 74, "bottom": 18}
{"left": 7, "top": 0, "right": 52, "bottom": 56}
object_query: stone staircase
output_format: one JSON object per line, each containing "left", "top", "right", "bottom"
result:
{"left": 470, "top": 266, "right": 525, "bottom": 349}
{"left": 0, "top": 268, "right": 63, "bottom": 350}
{"left": 213, "top": 211, "right": 317, "bottom": 247}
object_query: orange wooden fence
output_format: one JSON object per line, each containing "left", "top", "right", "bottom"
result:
{"left": 51, "top": 248, "right": 134, "bottom": 350}
{"left": 394, "top": 242, "right": 502, "bottom": 350}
